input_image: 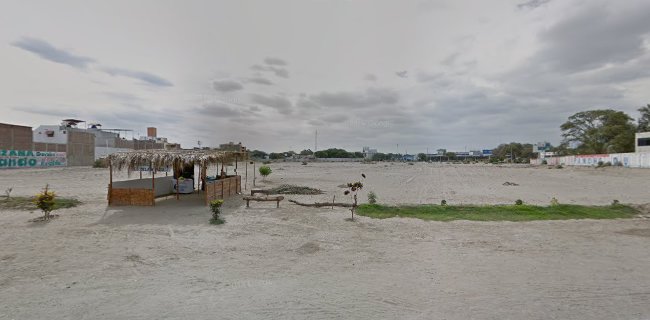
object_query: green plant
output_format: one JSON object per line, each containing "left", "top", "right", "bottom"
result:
{"left": 550, "top": 197, "right": 559, "bottom": 206}
{"left": 93, "top": 158, "right": 108, "bottom": 168}
{"left": 515, "top": 199, "right": 523, "bottom": 206}
{"left": 209, "top": 199, "right": 225, "bottom": 224}
{"left": 259, "top": 165, "right": 272, "bottom": 180}
{"left": 541, "top": 159, "right": 548, "bottom": 165}
{"left": 441, "top": 199, "right": 447, "bottom": 206}
{"left": 612, "top": 199, "right": 620, "bottom": 206}
{"left": 33, "top": 184, "right": 56, "bottom": 221}
{"left": 367, "top": 191, "right": 377, "bottom": 204}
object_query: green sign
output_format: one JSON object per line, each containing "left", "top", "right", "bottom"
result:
{"left": 0, "top": 150, "right": 66, "bottom": 168}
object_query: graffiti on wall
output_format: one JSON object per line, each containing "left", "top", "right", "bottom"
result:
{"left": 0, "top": 150, "right": 66, "bottom": 168}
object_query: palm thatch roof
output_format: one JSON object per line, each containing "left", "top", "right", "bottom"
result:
{"left": 108, "top": 149, "right": 248, "bottom": 171}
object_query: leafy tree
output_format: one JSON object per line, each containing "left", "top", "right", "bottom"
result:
{"left": 417, "top": 153, "right": 427, "bottom": 161}
{"left": 268, "top": 152, "right": 284, "bottom": 160}
{"left": 250, "top": 150, "right": 268, "bottom": 159}
{"left": 299, "top": 149, "right": 313, "bottom": 155}
{"left": 560, "top": 109, "right": 635, "bottom": 154}
{"left": 314, "top": 148, "right": 356, "bottom": 158}
{"left": 637, "top": 104, "right": 650, "bottom": 132}
{"left": 492, "top": 143, "right": 535, "bottom": 162}
{"left": 258, "top": 165, "right": 272, "bottom": 180}
{"left": 445, "top": 152, "right": 456, "bottom": 160}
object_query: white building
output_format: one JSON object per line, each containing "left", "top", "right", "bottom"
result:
{"left": 362, "top": 146, "right": 377, "bottom": 159}
{"left": 635, "top": 132, "right": 650, "bottom": 153}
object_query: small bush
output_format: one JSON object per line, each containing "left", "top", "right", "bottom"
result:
{"left": 604, "top": 161, "right": 612, "bottom": 167}
{"left": 33, "top": 185, "right": 56, "bottom": 221}
{"left": 441, "top": 199, "right": 447, "bottom": 206}
{"left": 555, "top": 164, "right": 563, "bottom": 169}
{"left": 209, "top": 199, "right": 224, "bottom": 224}
{"left": 550, "top": 197, "right": 559, "bottom": 206}
{"left": 367, "top": 191, "right": 377, "bottom": 204}
{"left": 541, "top": 159, "right": 548, "bottom": 165}
{"left": 93, "top": 158, "right": 108, "bottom": 168}
{"left": 301, "top": 161, "right": 308, "bottom": 165}
{"left": 515, "top": 199, "right": 523, "bottom": 206}
{"left": 611, "top": 199, "right": 620, "bottom": 206}
{"left": 259, "top": 165, "right": 272, "bottom": 180}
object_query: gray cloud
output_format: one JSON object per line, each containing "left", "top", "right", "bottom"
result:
{"left": 264, "top": 57, "right": 287, "bottom": 66}
{"left": 529, "top": 4, "right": 650, "bottom": 74}
{"left": 249, "top": 93, "right": 293, "bottom": 114}
{"left": 247, "top": 77, "right": 274, "bottom": 85}
{"left": 212, "top": 79, "right": 244, "bottom": 92}
{"left": 251, "top": 62, "right": 290, "bottom": 78}
{"left": 517, "top": 0, "right": 552, "bottom": 10}
{"left": 102, "top": 67, "right": 173, "bottom": 87}
{"left": 364, "top": 74, "right": 377, "bottom": 81}
{"left": 12, "top": 37, "right": 95, "bottom": 69}
{"left": 309, "top": 87, "right": 399, "bottom": 108}
{"left": 395, "top": 70, "right": 408, "bottom": 78}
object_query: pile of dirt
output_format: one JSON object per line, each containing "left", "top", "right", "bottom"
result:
{"left": 267, "top": 184, "right": 324, "bottom": 195}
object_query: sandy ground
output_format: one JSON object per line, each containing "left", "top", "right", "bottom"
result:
{"left": 0, "top": 162, "right": 649, "bottom": 320}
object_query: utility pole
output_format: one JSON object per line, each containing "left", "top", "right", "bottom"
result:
{"left": 315, "top": 130, "right": 318, "bottom": 152}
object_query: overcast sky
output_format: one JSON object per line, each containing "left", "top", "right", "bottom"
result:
{"left": 1, "top": 0, "right": 649, "bottom": 153}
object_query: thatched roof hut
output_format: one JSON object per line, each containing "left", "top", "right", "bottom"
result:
{"left": 108, "top": 149, "right": 248, "bottom": 171}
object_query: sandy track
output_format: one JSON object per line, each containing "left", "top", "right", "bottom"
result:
{"left": 1, "top": 163, "right": 649, "bottom": 319}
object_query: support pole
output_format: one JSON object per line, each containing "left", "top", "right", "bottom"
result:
{"left": 245, "top": 161, "right": 248, "bottom": 191}
{"left": 108, "top": 158, "right": 113, "bottom": 205}
{"left": 176, "top": 160, "right": 180, "bottom": 200}
{"left": 152, "top": 162, "right": 156, "bottom": 206}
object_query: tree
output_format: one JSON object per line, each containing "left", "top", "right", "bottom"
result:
{"left": 299, "top": 149, "right": 313, "bottom": 155}
{"left": 250, "top": 150, "right": 267, "bottom": 159}
{"left": 560, "top": 109, "right": 635, "bottom": 154}
{"left": 417, "top": 153, "right": 427, "bottom": 161}
{"left": 637, "top": 104, "right": 650, "bottom": 132}
{"left": 258, "top": 165, "right": 272, "bottom": 180}
{"left": 492, "top": 143, "right": 535, "bottom": 162}
{"left": 445, "top": 152, "right": 456, "bottom": 160}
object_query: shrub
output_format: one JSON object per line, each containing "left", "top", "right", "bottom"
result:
{"left": 301, "top": 161, "right": 308, "bottom": 165}
{"left": 259, "top": 165, "right": 272, "bottom": 180}
{"left": 541, "top": 159, "right": 548, "bottom": 165}
{"left": 597, "top": 161, "right": 604, "bottom": 167}
{"left": 440, "top": 199, "right": 447, "bottom": 206}
{"left": 93, "top": 158, "right": 108, "bottom": 168}
{"left": 555, "top": 164, "right": 563, "bottom": 169}
{"left": 550, "top": 197, "right": 559, "bottom": 206}
{"left": 209, "top": 199, "right": 225, "bottom": 224}
{"left": 343, "top": 174, "right": 366, "bottom": 221}
{"left": 515, "top": 199, "right": 523, "bottom": 206}
{"left": 611, "top": 199, "right": 620, "bottom": 206}
{"left": 367, "top": 191, "right": 377, "bottom": 204}
{"left": 33, "top": 185, "right": 56, "bottom": 221}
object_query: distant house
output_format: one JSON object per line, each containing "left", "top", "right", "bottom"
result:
{"left": 362, "top": 146, "right": 377, "bottom": 159}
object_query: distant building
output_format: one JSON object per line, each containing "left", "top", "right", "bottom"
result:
{"left": 33, "top": 120, "right": 95, "bottom": 166}
{"left": 402, "top": 154, "right": 415, "bottom": 161}
{"left": 636, "top": 132, "right": 650, "bottom": 153}
{"left": 0, "top": 122, "right": 33, "bottom": 150}
{"left": 362, "top": 146, "right": 377, "bottom": 159}
{"left": 219, "top": 142, "right": 246, "bottom": 152}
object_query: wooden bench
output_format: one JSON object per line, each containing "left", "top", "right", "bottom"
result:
{"left": 243, "top": 195, "right": 284, "bottom": 208}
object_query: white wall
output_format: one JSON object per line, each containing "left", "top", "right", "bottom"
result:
{"left": 33, "top": 125, "right": 68, "bottom": 144}
{"left": 531, "top": 152, "right": 650, "bottom": 168}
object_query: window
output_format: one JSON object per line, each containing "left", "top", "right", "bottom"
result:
{"left": 637, "top": 138, "right": 650, "bottom": 146}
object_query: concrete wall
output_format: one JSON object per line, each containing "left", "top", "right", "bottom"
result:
{"left": 531, "top": 152, "right": 650, "bottom": 168}
{"left": 0, "top": 123, "right": 33, "bottom": 150}
{"left": 134, "top": 140, "right": 164, "bottom": 150}
{"left": 67, "top": 129, "right": 95, "bottom": 166}
{"left": 33, "top": 142, "right": 67, "bottom": 152}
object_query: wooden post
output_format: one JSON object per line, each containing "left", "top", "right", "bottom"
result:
{"left": 221, "top": 179, "right": 224, "bottom": 199}
{"left": 108, "top": 158, "right": 113, "bottom": 205}
{"left": 176, "top": 160, "right": 180, "bottom": 200}
{"left": 152, "top": 162, "right": 156, "bottom": 206}
{"left": 253, "top": 162, "right": 256, "bottom": 187}
{"left": 245, "top": 161, "right": 248, "bottom": 190}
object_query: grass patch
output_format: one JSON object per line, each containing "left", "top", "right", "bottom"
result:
{"left": 0, "top": 196, "right": 81, "bottom": 211}
{"left": 267, "top": 184, "right": 323, "bottom": 195}
{"left": 356, "top": 203, "right": 638, "bottom": 222}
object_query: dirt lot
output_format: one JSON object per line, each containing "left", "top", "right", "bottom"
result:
{"left": 1, "top": 163, "right": 649, "bottom": 319}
